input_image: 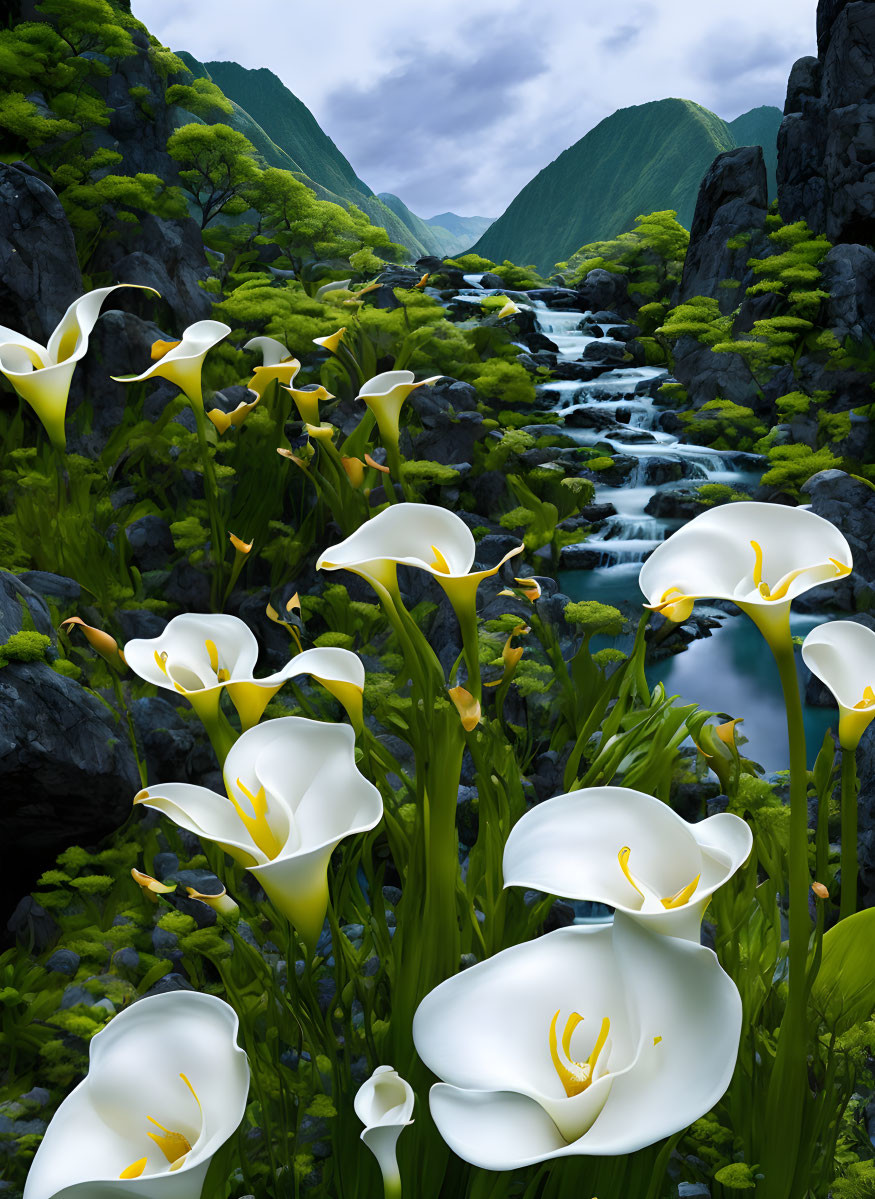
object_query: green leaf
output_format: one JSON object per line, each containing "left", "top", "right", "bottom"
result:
{"left": 811, "top": 908, "right": 875, "bottom": 1031}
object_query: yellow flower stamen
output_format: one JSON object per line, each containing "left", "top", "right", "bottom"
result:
{"left": 119, "top": 1157, "right": 147, "bottom": 1179}
{"left": 854, "top": 685, "right": 875, "bottom": 710}
{"left": 617, "top": 846, "right": 644, "bottom": 899}
{"left": 154, "top": 650, "right": 168, "bottom": 676}
{"left": 618, "top": 847, "right": 700, "bottom": 910}
{"left": 646, "top": 586, "right": 694, "bottom": 623}
{"left": 204, "top": 639, "right": 231, "bottom": 683}
{"left": 549, "top": 1011, "right": 611, "bottom": 1098}
{"left": 661, "top": 874, "right": 701, "bottom": 909}
{"left": 750, "top": 542, "right": 850, "bottom": 601}
{"left": 227, "top": 779, "right": 283, "bottom": 860}
{"left": 430, "top": 544, "right": 452, "bottom": 573}
{"left": 146, "top": 1116, "right": 192, "bottom": 1165}
{"left": 150, "top": 339, "right": 181, "bottom": 361}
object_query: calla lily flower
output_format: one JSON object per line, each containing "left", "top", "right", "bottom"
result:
{"left": 112, "top": 320, "right": 231, "bottom": 408}
{"left": 0, "top": 284, "right": 156, "bottom": 449}
{"left": 502, "top": 786, "right": 752, "bottom": 941}
{"left": 316, "top": 502, "right": 523, "bottom": 611}
{"left": 131, "top": 868, "right": 176, "bottom": 903}
{"left": 244, "top": 335, "right": 301, "bottom": 399}
{"left": 286, "top": 384, "right": 334, "bottom": 426}
{"left": 497, "top": 299, "right": 521, "bottom": 318}
{"left": 134, "top": 717, "right": 382, "bottom": 947}
{"left": 23, "top": 991, "right": 249, "bottom": 1199}
{"left": 355, "top": 1065, "right": 414, "bottom": 1198}
{"left": 639, "top": 502, "right": 852, "bottom": 641}
{"left": 60, "top": 617, "right": 127, "bottom": 672}
{"left": 413, "top": 914, "right": 741, "bottom": 1169}
{"left": 123, "top": 612, "right": 365, "bottom": 732}
{"left": 315, "top": 279, "right": 352, "bottom": 300}
{"left": 313, "top": 327, "right": 347, "bottom": 354}
{"left": 357, "top": 370, "right": 442, "bottom": 451}
{"left": 802, "top": 620, "right": 875, "bottom": 750}
{"left": 206, "top": 395, "right": 261, "bottom": 434}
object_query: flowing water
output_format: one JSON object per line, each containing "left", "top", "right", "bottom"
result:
{"left": 523, "top": 300, "right": 835, "bottom": 769}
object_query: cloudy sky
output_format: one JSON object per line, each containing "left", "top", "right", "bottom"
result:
{"left": 135, "top": 0, "right": 815, "bottom": 219}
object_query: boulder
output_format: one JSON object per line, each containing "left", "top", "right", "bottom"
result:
{"left": 670, "top": 335, "right": 760, "bottom": 408}
{"left": 821, "top": 243, "right": 875, "bottom": 344}
{"left": 0, "top": 162, "right": 83, "bottom": 344}
{"left": 678, "top": 147, "right": 770, "bottom": 312}
{"left": 0, "top": 661, "right": 140, "bottom": 920}
{"left": 0, "top": 572, "right": 54, "bottom": 639}
{"left": 575, "top": 270, "right": 634, "bottom": 318}
{"left": 125, "top": 514, "right": 175, "bottom": 572}
{"left": 802, "top": 469, "right": 875, "bottom": 608}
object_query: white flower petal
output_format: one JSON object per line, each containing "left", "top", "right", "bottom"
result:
{"left": 124, "top": 614, "right": 259, "bottom": 692}
{"left": 256, "top": 646, "right": 365, "bottom": 691}
{"left": 802, "top": 619, "right": 875, "bottom": 710}
{"left": 47, "top": 285, "right": 156, "bottom": 366}
{"left": 135, "top": 783, "right": 268, "bottom": 865}
{"left": 23, "top": 992, "right": 248, "bottom": 1199}
{"left": 244, "top": 335, "right": 294, "bottom": 366}
{"left": 317, "top": 503, "right": 476, "bottom": 579}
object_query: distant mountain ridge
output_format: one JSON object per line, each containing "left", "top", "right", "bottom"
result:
{"left": 471, "top": 98, "right": 782, "bottom": 273}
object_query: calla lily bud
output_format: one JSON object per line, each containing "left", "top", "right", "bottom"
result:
{"left": 500, "top": 576, "right": 542, "bottom": 602}
{"left": 186, "top": 884, "right": 239, "bottom": 916}
{"left": 60, "top": 617, "right": 127, "bottom": 672}
{"left": 639, "top": 502, "right": 852, "bottom": 643}
{"left": 448, "top": 686, "right": 481, "bottom": 731}
{"left": 313, "top": 327, "right": 347, "bottom": 354}
{"left": 131, "top": 868, "right": 176, "bottom": 903}
{"left": 355, "top": 1065, "right": 414, "bottom": 1198}
{"left": 0, "top": 284, "right": 157, "bottom": 449}
{"left": 23, "top": 991, "right": 249, "bottom": 1199}
{"left": 801, "top": 620, "right": 875, "bottom": 750}
{"left": 502, "top": 785, "right": 752, "bottom": 941}
{"left": 812, "top": 882, "right": 829, "bottom": 900}
{"left": 229, "top": 533, "right": 253, "bottom": 554}
{"left": 497, "top": 298, "right": 521, "bottom": 318}
{"left": 113, "top": 320, "right": 231, "bottom": 408}
{"left": 134, "top": 717, "right": 382, "bottom": 949}
{"left": 342, "top": 457, "right": 367, "bottom": 488}
{"left": 365, "top": 453, "right": 390, "bottom": 474}
{"left": 315, "top": 279, "right": 352, "bottom": 300}
{"left": 413, "top": 914, "right": 741, "bottom": 1169}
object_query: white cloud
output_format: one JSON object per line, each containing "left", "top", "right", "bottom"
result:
{"left": 133, "top": 0, "right": 815, "bottom": 216}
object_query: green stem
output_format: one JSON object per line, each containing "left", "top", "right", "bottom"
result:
{"left": 383, "top": 1169, "right": 402, "bottom": 1199}
{"left": 383, "top": 438, "right": 406, "bottom": 503}
{"left": 758, "top": 619, "right": 810, "bottom": 1199}
{"left": 451, "top": 597, "right": 482, "bottom": 701}
{"left": 192, "top": 401, "right": 226, "bottom": 610}
{"left": 110, "top": 672, "right": 147, "bottom": 786}
{"left": 839, "top": 748, "right": 858, "bottom": 920}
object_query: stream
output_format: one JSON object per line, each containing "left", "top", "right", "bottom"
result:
{"left": 458, "top": 283, "right": 836, "bottom": 770}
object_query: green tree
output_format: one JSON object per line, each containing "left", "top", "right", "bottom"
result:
{"left": 165, "top": 77, "right": 233, "bottom": 120}
{"left": 561, "top": 210, "right": 689, "bottom": 303}
{"left": 167, "top": 122, "right": 262, "bottom": 227}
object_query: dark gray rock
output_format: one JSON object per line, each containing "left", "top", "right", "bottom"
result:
{"left": 670, "top": 335, "right": 760, "bottom": 408}
{"left": 0, "top": 572, "right": 54, "bottom": 640}
{"left": 6, "top": 896, "right": 58, "bottom": 950}
{"left": 125, "top": 514, "right": 175, "bottom": 572}
{"left": 0, "top": 163, "right": 83, "bottom": 343}
{"left": 576, "top": 269, "right": 634, "bottom": 318}
{"left": 104, "top": 245, "right": 211, "bottom": 327}
{"left": 821, "top": 243, "right": 875, "bottom": 344}
{"left": 116, "top": 608, "right": 167, "bottom": 642}
{"left": 411, "top": 410, "right": 486, "bottom": 466}
{"left": 803, "top": 469, "right": 875, "bottom": 608}
{"left": 140, "top": 972, "right": 194, "bottom": 999}
{"left": 0, "top": 661, "right": 139, "bottom": 902}
{"left": 678, "top": 146, "right": 770, "bottom": 313}
{"left": 17, "top": 572, "right": 81, "bottom": 605}
{"left": 46, "top": 949, "right": 80, "bottom": 976}
{"left": 778, "top": 2, "right": 875, "bottom": 245}
{"left": 132, "top": 696, "right": 197, "bottom": 784}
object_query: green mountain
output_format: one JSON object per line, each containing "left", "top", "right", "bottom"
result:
{"left": 728, "top": 105, "right": 782, "bottom": 199}
{"left": 377, "top": 193, "right": 448, "bottom": 257}
{"left": 471, "top": 98, "right": 769, "bottom": 273}
{"left": 177, "top": 57, "right": 432, "bottom": 256}
{"left": 425, "top": 211, "right": 495, "bottom": 247}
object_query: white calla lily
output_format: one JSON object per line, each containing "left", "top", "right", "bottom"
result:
{"left": 802, "top": 620, "right": 875, "bottom": 750}
{"left": 244, "top": 335, "right": 301, "bottom": 399}
{"left": 24, "top": 991, "right": 248, "bottom": 1199}
{"left": 134, "top": 717, "right": 383, "bottom": 947}
{"left": 316, "top": 502, "right": 523, "bottom": 611}
{"left": 123, "top": 612, "right": 365, "bottom": 732}
{"left": 112, "top": 320, "right": 231, "bottom": 408}
{"left": 639, "top": 501, "right": 852, "bottom": 641}
{"left": 413, "top": 915, "right": 741, "bottom": 1170}
{"left": 502, "top": 786, "right": 752, "bottom": 941}
{"left": 355, "top": 1066, "right": 414, "bottom": 1198}
{"left": 357, "top": 370, "right": 442, "bottom": 449}
{"left": 0, "top": 285, "right": 156, "bottom": 448}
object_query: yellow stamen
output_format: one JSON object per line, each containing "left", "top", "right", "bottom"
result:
{"left": 618, "top": 847, "right": 644, "bottom": 899}
{"left": 227, "top": 779, "right": 283, "bottom": 860}
{"left": 647, "top": 586, "right": 694, "bottom": 623}
{"left": 146, "top": 1117, "right": 192, "bottom": 1165}
{"left": 430, "top": 544, "right": 452, "bottom": 574}
{"left": 549, "top": 1011, "right": 611, "bottom": 1098}
{"left": 119, "top": 1157, "right": 147, "bottom": 1179}
{"left": 854, "top": 685, "right": 875, "bottom": 710}
{"left": 154, "top": 650, "right": 168, "bottom": 676}
{"left": 151, "top": 339, "right": 181, "bottom": 361}
{"left": 653, "top": 1035, "right": 663, "bottom": 1046}
{"left": 661, "top": 874, "right": 701, "bottom": 909}
{"left": 750, "top": 543, "right": 849, "bottom": 602}
{"left": 750, "top": 540, "right": 765, "bottom": 589}
{"left": 205, "top": 639, "right": 219, "bottom": 674}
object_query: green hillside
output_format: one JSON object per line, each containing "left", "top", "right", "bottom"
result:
{"left": 728, "top": 105, "right": 782, "bottom": 199}
{"left": 471, "top": 99, "right": 739, "bottom": 272}
{"left": 425, "top": 211, "right": 495, "bottom": 247}
{"left": 377, "top": 193, "right": 448, "bottom": 257}
{"left": 177, "top": 58, "right": 430, "bottom": 256}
